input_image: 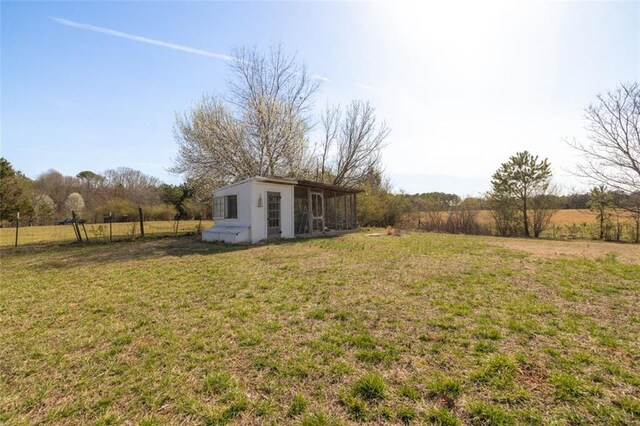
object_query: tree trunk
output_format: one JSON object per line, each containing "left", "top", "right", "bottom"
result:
{"left": 523, "top": 195, "right": 529, "bottom": 237}
{"left": 599, "top": 212, "right": 604, "bottom": 240}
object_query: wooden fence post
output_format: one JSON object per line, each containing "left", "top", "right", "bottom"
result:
{"left": 71, "top": 210, "right": 82, "bottom": 243}
{"left": 82, "top": 222, "right": 89, "bottom": 242}
{"left": 109, "top": 212, "right": 113, "bottom": 242}
{"left": 139, "top": 207, "right": 145, "bottom": 237}
{"left": 14, "top": 212, "right": 19, "bottom": 247}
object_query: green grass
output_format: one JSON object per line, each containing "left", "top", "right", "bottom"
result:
{"left": 1, "top": 231, "right": 639, "bottom": 424}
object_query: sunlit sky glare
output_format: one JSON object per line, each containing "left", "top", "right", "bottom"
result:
{"left": 2, "top": 1, "right": 638, "bottom": 195}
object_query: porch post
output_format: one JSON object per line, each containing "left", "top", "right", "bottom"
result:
{"left": 353, "top": 193, "right": 357, "bottom": 229}
{"left": 344, "top": 194, "right": 348, "bottom": 229}
{"left": 333, "top": 192, "right": 340, "bottom": 229}
{"left": 307, "top": 188, "right": 313, "bottom": 234}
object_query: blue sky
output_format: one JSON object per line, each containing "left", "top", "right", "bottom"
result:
{"left": 2, "top": 1, "right": 638, "bottom": 195}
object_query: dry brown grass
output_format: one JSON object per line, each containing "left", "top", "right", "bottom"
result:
{"left": 485, "top": 236, "right": 640, "bottom": 264}
{"left": 419, "top": 209, "right": 633, "bottom": 226}
{"left": 0, "top": 220, "right": 213, "bottom": 247}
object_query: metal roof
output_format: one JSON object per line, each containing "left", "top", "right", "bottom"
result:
{"left": 213, "top": 176, "right": 362, "bottom": 193}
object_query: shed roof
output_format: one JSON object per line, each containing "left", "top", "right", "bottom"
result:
{"left": 213, "top": 176, "right": 362, "bottom": 194}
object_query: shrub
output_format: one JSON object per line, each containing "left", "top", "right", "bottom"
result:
{"left": 358, "top": 187, "right": 412, "bottom": 227}
{"left": 143, "top": 203, "right": 177, "bottom": 221}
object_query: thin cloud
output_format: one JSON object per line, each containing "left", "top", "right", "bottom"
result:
{"left": 50, "top": 17, "right": 235, "bottom": 62}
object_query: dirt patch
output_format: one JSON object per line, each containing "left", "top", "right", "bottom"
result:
{"left": 485, "top": 236, "right": 640, "bottom": 264}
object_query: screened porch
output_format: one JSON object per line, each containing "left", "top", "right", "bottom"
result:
{"left": 293, "top": 180, "right": 359, "bottom": 236}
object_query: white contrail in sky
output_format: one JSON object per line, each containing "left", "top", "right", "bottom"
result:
{"left": 50, "top": 17, "right": 343, "bottom": 85}
{"left": 356, "top": 83, "right": 377, "bottom": 91}
{"left": 50, "top": 16, "right": 236, "bottom": 61}
{"left": 311, "top": 74, "right": 332, "bottom": 82}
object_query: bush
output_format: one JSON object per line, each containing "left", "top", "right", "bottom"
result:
{"left": 358, "top": 187, "right": 411, "bottom": 227}
{"left": 94, "top": 198, "right": 139, "bottom": 221}
{"left": 142, "top": 203, "right": 177, "bottom": 221}
{"left": 417, "top": 198, "right": 491, "bottom": 236}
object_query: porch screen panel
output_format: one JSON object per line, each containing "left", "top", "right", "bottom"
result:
{"left": 335, "top": 194, "right": 346, "bottom": 229}
{"left": 325, "top": 191, "right": 336, "bottom": 230}
{"left": 294, "top": 187, "right": 309, "bottom": 234}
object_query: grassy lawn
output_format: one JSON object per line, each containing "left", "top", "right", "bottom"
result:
{"left": 1, "top": 232, "right": 639, "bottom": 425}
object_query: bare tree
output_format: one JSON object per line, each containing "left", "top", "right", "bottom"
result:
{"left": 570, "top": 82, "right": 640, "bottom": 206}
{"left": 316, "top": 101, "right": 390, "bottom": 187}
{"left": 173, "top": 45, "right": 321, "bottom": 187}
{"left": 103, "top": 167, "right": 161, "bottom": 205}
{"left": 33, "top": 170, "right": 79, "bottom": 216}
{"left": 314, "top": 104, "right": 341, "bottom": 183}
{"left": 76, "top": 170, "right": 105, "bottom": 210}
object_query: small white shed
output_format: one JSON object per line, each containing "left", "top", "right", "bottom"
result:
{"left": 202, "top": 176, "right": 360, "bottom": 244}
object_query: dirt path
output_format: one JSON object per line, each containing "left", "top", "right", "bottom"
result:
{"left": 485, "top": 236, "right": 640, "bottom": 264}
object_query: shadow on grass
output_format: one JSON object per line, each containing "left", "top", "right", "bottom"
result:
{"left": 2, "top": 233, "right": 344, "bottom": 270}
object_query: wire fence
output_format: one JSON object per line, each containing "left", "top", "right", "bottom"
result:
{"left": 0, "top": 214, "right": 213, "bottom": 247}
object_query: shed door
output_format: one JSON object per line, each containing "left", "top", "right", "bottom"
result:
{"left": 267, "top": 192, "right": 281, "bottom": 238}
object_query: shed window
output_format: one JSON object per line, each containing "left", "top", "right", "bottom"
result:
{"left": 213, "top": 195, "right": 238, "bottom": 219}
{"left": 226, "top": 195, "right": 237, "bottom": 219}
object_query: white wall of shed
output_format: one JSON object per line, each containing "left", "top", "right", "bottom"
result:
{"left": 250, "top": 182, "right": 294, "bottom": 243}
{"left": 208, "top": 181, "right": 252, "bottom": 240}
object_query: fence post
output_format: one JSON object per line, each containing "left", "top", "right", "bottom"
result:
{"left": 14, "top": 212, "right": 19, "bottom": 247}
{"left": 418, "top": 219, "right": 421, "bottom": 230}
{"left": 82, "top": 221, "right": 89, "bottom": 242}
{"left": 109, "top": 212, "right": 113, "bottom": 242}
{"left": 139, "top": 207, "right": 145, "bottom": 237}
{"left": 71, "top": 210, "right": 82, "bottom": 243}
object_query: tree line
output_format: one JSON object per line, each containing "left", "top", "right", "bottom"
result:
{"left": 359, "top": 81, "right": 640, "bottom": 242}
{"left": 0, "top": 160, "right": 209, "bottom": 226}
{"left": 1, "top": 41, "right": 638, "bottom": 242}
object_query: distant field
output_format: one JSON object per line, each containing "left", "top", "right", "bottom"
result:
{"left": 479, "top": 209, "right": 601, "bottom": 225}
{"left": 0, "top": 220, "right": 213, "bottom": 247}
{"left": 1, "top": 232, "right": 638, "bottom": 424}
{"left": 413, "top": 209, "right": 637, "bottom": 241}
{"left": 418, "top": 209, "right": 631, "bottom": 226}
